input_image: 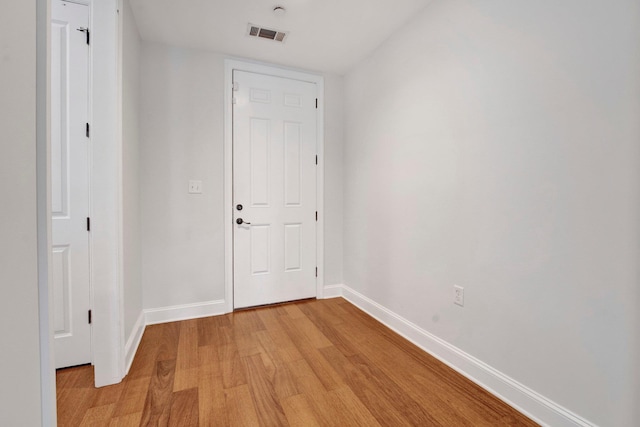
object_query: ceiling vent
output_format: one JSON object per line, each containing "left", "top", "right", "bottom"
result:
{"left": 247, "top": 24, "right": 287, "bottom": 43}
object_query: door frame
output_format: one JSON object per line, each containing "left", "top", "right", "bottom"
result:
{"left": 223, "top": 59, "right": 325, "bottom": 313}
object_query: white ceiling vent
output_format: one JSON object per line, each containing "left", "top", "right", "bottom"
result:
{"left": 247, "top": 24, "right": 287, "bottom": 43}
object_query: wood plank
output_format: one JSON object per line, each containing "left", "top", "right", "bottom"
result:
{"left": 218, "top": 340, "right": 247, "bottom": 389}
{"left": 255, "top": 309, "right": 304, "bottom": 363}
{"left": 277, "top": 315, "right": 344, "bottom": 391}
{"left": 298, "top": 301, "right": 360, "bottom": 357}
{"left": 229, "top": 309, "right": 266, "bottom": 336}
{"left": 326, "top": 387, "right": 383, "bottom": 427}
{"left": 282, "top": 303, "right": 306, "bottom": 319}
{"left": 242, "top": 353, "right": 289, "bottom": 426}
{"left": 139, "top": 359, "right": 176, "bottom": 425}
{"left": 253, "top": 330, "right": 299, "bottom": 400}
{"left": 281, "top": 394, "right": 320, "bottom": 427}
{"left": 173, "top": 319, "right": 200, "bottom": 391}
{"left": 287, "top": 357, "right": 381, "bottom": 427}
{"left": 168, "top": 388, "right": 199, "bottom": 427}
{"left": 108, "top": 412, "right": 142, "bottom": 427}
{"left": 56, "top": 367, "right": 97, "bottom": 427}
{"left": 79, "top": 403, "right": 115, "bottom": 427}
{"left": 90, "top": 382, "right": 125, "bottom": 408}
{"left": 198, "top": 373, "right": 227, "bottom": 427}
{"left": 111, "top": 377, "right": 151, "bottom": 418}
{"left": 287, "top": 358, "right": 344, "bottom": 427}
{"left": 224, "top": 384, "right": 261, "bottom": 426}
{"left": 197, "top": 314, "right": 231, "bottom": 348}
{"left": 319, "top": 345, "right": 422, "bottom": 426}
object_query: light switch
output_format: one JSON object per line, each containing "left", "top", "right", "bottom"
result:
{"left": 188, "top": 180, "right": 202, "bottom": 194}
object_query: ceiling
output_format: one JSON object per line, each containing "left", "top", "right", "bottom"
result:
{"left": 129, "top": 0, "right": 432, "bottom": 75}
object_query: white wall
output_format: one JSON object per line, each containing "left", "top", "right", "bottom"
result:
{"left": 121, "top": 0, "right": 143, "bottom": 344}
{"left": 0, "top": 0, "right": 44, "bottom": 425}
{"left": 140, "top": 43, "right": 226, "bottom": 309}
{"left": 323, "top": 74, "right": 345, "bottom": 286}
{"left": 140, "top": 43, "right": 345, "bottom": 311}
{"left": 343, "top": 1, "right": 640, "bottom": 426}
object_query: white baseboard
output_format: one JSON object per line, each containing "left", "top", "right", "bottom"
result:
{"left": 124, "top": 311, "right": 145, "bottom": 375}
{"left": 322, "top": 284, "right": 344, "bottom": 298}
{"left": 144, "top": 299, "right": 227, "bottom": 325}
{"left": 322, "top": 284, "right": 595, "bottom": 427}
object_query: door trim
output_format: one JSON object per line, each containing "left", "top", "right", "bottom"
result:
{"left": 40, "top": 0, "right": 125, "bottom": 400}
{"left": 224, "top": 59, "right": 325, "bottom": 313}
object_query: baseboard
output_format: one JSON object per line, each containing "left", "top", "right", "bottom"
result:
{"left": 324, "top": 284, "right": 594, "bottom": 427}
{"left": 322, "top": 284, "right": 344, "bottom": 299}
{"left": 144, "top": 299, "right": 227, "bottom": 325}
{"left": 124, "top": 311, "right": 145, "bottom": 375}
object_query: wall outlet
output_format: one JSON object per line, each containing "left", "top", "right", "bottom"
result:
{"left": 454, "top": 285, "right": 464, "bottom": 307}
{"left": 188, "top": 180, "right": 202, "bottom": 194}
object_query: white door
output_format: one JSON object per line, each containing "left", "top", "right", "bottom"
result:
{"left": 52, "top": 0, "right": 91, "bottom": 369}
{"left": 233, "top": 71, "right": 318, "bottom": 309}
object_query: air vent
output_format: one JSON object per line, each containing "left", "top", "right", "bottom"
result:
{"left": 247, "top": 24, "right": 287, "bottom": 43}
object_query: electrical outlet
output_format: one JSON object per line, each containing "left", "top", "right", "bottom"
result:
{"left": 454, "top": 285, "right": 464, "bottom": 307}
{"left": 188, "top": 180, "right": 202, "bottom": 194}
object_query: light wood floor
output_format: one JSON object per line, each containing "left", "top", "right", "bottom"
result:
{"left": 57, "top": 297, "right": 538, "bottom": 426}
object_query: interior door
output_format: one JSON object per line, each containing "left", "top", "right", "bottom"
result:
{"left": 233, "top": 70, "right": 318, "bottom": 309}
{"left": 52, "top": 0, "right": 91, "bottom": 369}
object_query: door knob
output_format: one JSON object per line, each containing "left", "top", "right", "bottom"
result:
{"left": 236, "top": 218, "right": 251, "bottom": 225}
{"left": 236, "top": 204, "right": 243, "bottom": 211}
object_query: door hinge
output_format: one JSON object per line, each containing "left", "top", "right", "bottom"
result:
{"left": 315, "top": 98, "right": 318, "bottom": 109}
{"left": 77, "top": 27, "right": 90, "bottom": 45}
{"left": 315, "top": 211, "right": 318, "bottom": 221}
{"left": 315, "top": 155, "right": 318, "bottom": 165}
{"left": 315, "top": 267, "right": 318, "bottom": 277}
{"left": 86, "top": 217, "right": 90, "bottom": 231}
{"left": 88, "top": 309, "right": 92, "bottom": 324}
{"left": 85, "top": 123, "right": 90, "bottom": 138}
{"left": 232, "top": 82, "right": 239, "bottom": 91}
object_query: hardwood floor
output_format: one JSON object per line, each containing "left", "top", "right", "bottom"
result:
{"left": 56, "top": 298, "right": 538, "bottom": 426}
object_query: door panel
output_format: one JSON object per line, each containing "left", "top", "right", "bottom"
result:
{"left": 250, "top": 225, "right": 271, "bottom": 275}
{"left": 233, "top": 71, "right": 317, "bottom": 309}
{"left": 284, "top": 223, "right": 302, "bottom": 271}
{"left": 250, "top": 118, "right": 270, "bottom": 206}
{"left": 52, "top": 0, "right": 91, "bottom": 369}
{"left": 284, "top": 122, "right": 302, "bottom": 206}
{"left": 52, "top": 245, "right": 71, "bottom": 335}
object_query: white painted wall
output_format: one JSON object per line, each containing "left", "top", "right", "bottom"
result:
{"left": 140, "top": 43, "right": 226, "bottom": 309}
{"left": 323, "top": 74, "right": 344, "bottom": 286}
{"left": 343, "top": 1, "right": 640, "bottom": 426}
{"left": 140, "top": 43, "right": 344, "bottom": 310}
{"left": 0, "top": 0, "right": 44, "bottom": 425}
{"left": 121, "top": 0, "right": 143, "bottom": 345}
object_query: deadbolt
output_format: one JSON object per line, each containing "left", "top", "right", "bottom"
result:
{"left": 236, "top": 204, "right": 243, "bottom": 211}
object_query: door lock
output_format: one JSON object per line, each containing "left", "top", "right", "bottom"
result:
{"left": 236, "top": 204, "right": 243, "bottom": 211}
